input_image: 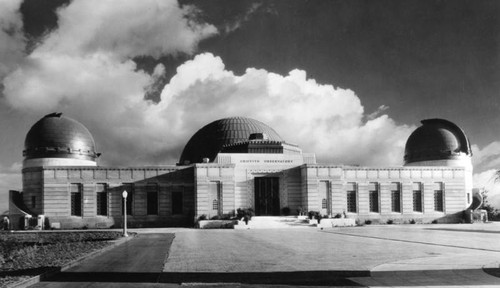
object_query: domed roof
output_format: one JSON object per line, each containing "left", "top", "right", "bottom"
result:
{"left": 179, "top": 117, "right": 283, "bottom": 164}
{"left": 404, "top": 118, "right": 472, "bottom": 164}
{"left": 24, "top": 113, "right": 98, "bottom": 161}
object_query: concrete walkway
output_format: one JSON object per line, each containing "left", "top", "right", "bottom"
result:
{"left": 30, "top": 224, "right": 500, "bottom": 287}
{"left": 164, "top": 224, "right": 500, "bottom": 286}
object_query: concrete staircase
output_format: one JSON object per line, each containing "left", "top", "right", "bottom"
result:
{"left": 234, "top": 216, "right": 316, "bottom": 229}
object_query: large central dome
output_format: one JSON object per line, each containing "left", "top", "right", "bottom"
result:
{"left": 179, "top": 117, "right": 283, "bottom": 164}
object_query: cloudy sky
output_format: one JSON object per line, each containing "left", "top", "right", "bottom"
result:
{"left": 0, "top": 0, "right": 499, "bottom": 212}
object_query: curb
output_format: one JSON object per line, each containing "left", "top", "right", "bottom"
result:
{"left": 6, "top": 234, "right": 136, "bottom": 288}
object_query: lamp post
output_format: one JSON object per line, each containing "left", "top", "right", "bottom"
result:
{"left": 122, "top": 190, "right": 128, "bottom": 237}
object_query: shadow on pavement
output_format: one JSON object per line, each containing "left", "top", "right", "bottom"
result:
{"left": 45, "top": 270, "right": 369, "bottom": 286}
{"left": 425, "top": 228, "right": 500, "bottom": 234}
{"left": 484, "top": 268, "right": 500, "bottom": 278}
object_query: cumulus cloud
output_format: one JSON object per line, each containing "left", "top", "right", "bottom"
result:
{"left": 157, "top": 54, "right": 413, "bottom": 166}
{"left": 37, "top": 0, "right": 217, "bottom": 59}
{"left": 471, "top": 142, "right": 500, "bottom": 172}
{"left": 2, "top": 0, "right": 218, "bottom": 164}
{"left": 4, "top": 0, "right": 217, "bottom": 111}
{"left": 223, "top": 2, "right": 264, "bottom": 33}
{"left": 367, "top": 104, "right": 389, "bottom": 120}
{"left": 1, "top": 0, "right": 413, "bottom": 167}
{"left": 0, "top": 0, "right": 25, "bottom": 80}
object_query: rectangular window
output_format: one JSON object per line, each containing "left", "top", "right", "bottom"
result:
{"left": 96, "top": 183, "right": 108, "bottom": 216}
{"left": 70, "top": 183, "right": 82, "bottom": 216}
{"left": 121, "top": 183, "right": 134, "bottom": 215}
{"left": 368, "top": 182, "right": 379, "bottom": 213}
{"left": 319, "top": 181, "right": 329, "bottom": 213}
{"left": 412, "top": 182, "right": 422, "bottom": 212}
{"left": 209, "top": 181, "right": 221, "bottom": 214}
{"left": 434, "top": 182, "right": 444, "bottom": 212}
{"left": 346, "top": 183, "right": 357, "bottom": 213}
{"left": 172, "top": 189, "right": 183, "bottom": 215}
{"left": 31, "top": 196, "right": 36, "bottom": 209}
{"left": 390, "top": 182, "right": 401, "bottom": 213}
{"left": 147, "top": 183, "right": 159, "bottom": 215}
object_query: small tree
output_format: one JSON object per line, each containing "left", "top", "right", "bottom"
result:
{"left": 479, "top": 188, "right": 500, "bottom": 221}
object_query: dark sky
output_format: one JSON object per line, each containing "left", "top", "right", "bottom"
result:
{"left": 186, "top": 0, "right": 499, "bottom": 147}
{"left": 19, "top": 0, "right": 500, "bottom": 148}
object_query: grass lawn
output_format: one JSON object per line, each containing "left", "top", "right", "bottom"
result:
{"left": 0, "top": 231, "right": 124, "bottom": 287}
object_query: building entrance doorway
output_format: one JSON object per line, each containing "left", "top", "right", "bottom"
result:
{"left": 254, "top": 177, "right": 280, "bottom": 216}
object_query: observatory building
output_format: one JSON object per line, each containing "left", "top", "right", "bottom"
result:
{"left": 9, "top": 113, "right": 474, "bottom": 229}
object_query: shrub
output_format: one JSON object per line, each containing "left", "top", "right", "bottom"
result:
{"left": 236, "top": 208, "right": 254, "bottom": 220}
{"left": 410, "top": 219, "right": 416, "bottom": 224}
{"left": 210, "top": 215, "right": 221, "bottom": 220}
{"left": 282, "top": 207, "right": 291, "bottom": 216}
{"left": 431, "top": 219, "right": 438, "bottom": 224}
{"left": 308, "top": 211, "right": 320, "bottom": 220}
{"left": 297, "top": 207, "right": 304, "bottom": 215}
{"left": 365, "top": 220, "right": 372, "bottom": 225}
{"left": 333, "top": 213, "right": 342, "bottom": 219}
{"left": 197, "top": 214, "right": 207, "bottom": 221}
{"left": 387, "top": 219, "right": 394, "bottom": 224}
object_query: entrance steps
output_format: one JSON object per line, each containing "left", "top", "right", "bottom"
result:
{"left": 234, "top": 216, "right": 315, "bottom": 229}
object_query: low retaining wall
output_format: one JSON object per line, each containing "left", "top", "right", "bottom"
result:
{"left": 317, "top": 218, "right": 356, "bottom": 228}
{"left": 197, "top": 220, "right": 236, "bottom": 229}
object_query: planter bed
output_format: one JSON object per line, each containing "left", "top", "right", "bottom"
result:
{"left": 0, "top": 231, "right": 123, "bottom": 287}
{"left": 197, "top": 220, "right": 237, "bottom": 229}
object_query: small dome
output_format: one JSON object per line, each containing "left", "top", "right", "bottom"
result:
{"left": 179, "top": 117, "right": 282, "bottom": 164}
{"left": 24, "top": 113, "right": 98, "bottom": 162}
{"left": 404, "top": 119, "right": 471, "bottom": 164}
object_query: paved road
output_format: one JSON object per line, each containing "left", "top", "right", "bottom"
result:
{"left": 30, "top": 224, "right": 500, "bottom": 287}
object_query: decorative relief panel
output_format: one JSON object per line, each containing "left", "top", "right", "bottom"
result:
{"left": 389, "top": 170, "right": 400, "bottom": 179}
{"left": 196, "top": 168, "right": 208, "bottom": 178}
{"left": 400, "top": 170, "right": 410, "bottom": 179}
{"left": 318, "top": 168, "right": 328, "bottom": 177}
{"left": 433, "top": 170, "right": 443, "bottom": 179}
{"left": 94, "top": 170, "right": 106, "bottom": 179}
{"left": 410, "top": 170, "right": 421, "bottom": 179}
{"left": 422, "top": 170, "right": 432, "bottom": 178}
{"left": 44, "top": 170, "right": 55, "bottom": 179}
{"left": 132, "top": 169, "right": 145, "bottom": 180}
{"left": 208, "top": 168, "right": 220, "bottom": 177}
{"left": 367, "top": 170, "right": 378, "bottom": 178}
{"left": 69, "top": 170, "right": 81, "bottom": 179}
{"left": 55, "top": 169, "right": 68, "bottom": 179}
{"left": 120, "top": 169, "right": 132, "bottom": 179}
{"left": 330, "top": 168, "right": 342, "bottom": 177}
{"left": 107, "top": 170, "right": 119, "bottom": 179}
{"left": 81, "top": 170, "right": 93, "bottom": 180}
{"left": 443, "top": 170, "right": 453, "bottom": 179}
{"left": 378, "top": 170, "right": 389, "bottom": 179}
{"left": 145, "top": 169, "right": 157, "bottom": 179}
{"left": 454, "top": 170, "right": 465, "bottom": 178}
{"left": 356, "top": 170, "right": 367, "bottom": 179}
{"left": 345, "top": 170, "right": 356, "bottom": 179}
{"left": 307, "top": 168, "right": 317, "bottom": 177}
